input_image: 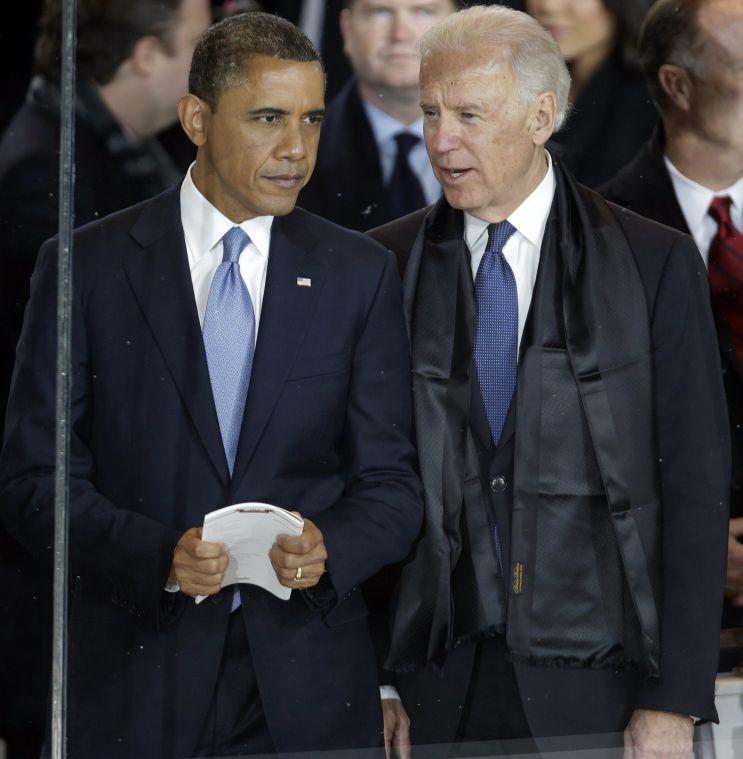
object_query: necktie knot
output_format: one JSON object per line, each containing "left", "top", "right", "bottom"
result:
{"left": 222, "top": 227, "right": 251, "bottom": 264}
{"left": 486, "top": 220, "right": 517, "bottom": 256}
{"left": 394, "top": 132, "right": 421, "bottom": 160}
{"left": 709, "top": 196, "right": 733, "bottom": 229}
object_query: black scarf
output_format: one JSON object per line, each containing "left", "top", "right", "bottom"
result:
{"left": 385, "top": 161, "right": 661, "bottom": 677}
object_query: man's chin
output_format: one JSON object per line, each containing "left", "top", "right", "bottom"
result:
{"left": 441, "top": 186, "right": 474, "bottom": 212}
{"left": 258, "top": 191, "right": 303, "bottom": 218}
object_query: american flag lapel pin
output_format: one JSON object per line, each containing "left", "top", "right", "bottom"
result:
{"left": 296, "top": 277, "right": 312, "bottom": 287}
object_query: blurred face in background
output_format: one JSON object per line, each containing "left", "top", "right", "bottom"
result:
{"left": 148, "top": 0, "right": 211, "bottom": 132}
{"left": 686, "top": 0, "right": 743, "bottom": 158}
{"left": 525, "top": 0, "right": 616, "bottom": 64}
{"left": 340, "top": 0, "right": 457, "bottom": 93}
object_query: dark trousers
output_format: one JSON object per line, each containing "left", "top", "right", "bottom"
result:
{"left": 192, "top": 608, "right": 275, "bottom": 757}
{"left": 450, "top": 637, "right": 537, "bottom": 757}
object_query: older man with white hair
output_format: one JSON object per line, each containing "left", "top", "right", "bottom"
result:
{"left": 369, "top": 5, "right": 729, "bottom": 757}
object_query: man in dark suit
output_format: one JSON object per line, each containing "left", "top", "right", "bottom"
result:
{"left": 0, "top": 2, "right": 211, "bottom": 756}
{"left": 601, "top": 0, "right": 743, "bottom": 665}
{"left": 298, "top": 0, "right": 460, "bottom": 231}
{"left": 369, "top": 5, "right": 729, "bottom": 756}
{"left": 0, "top": 12, "right": 422, "bottom": 758}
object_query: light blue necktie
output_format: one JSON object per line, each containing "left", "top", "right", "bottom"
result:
{"left": 473, "top": 220, "right": 517, "bottom": 576}
{"left": 202, "top": 226, "right": 256, "bottom": 612}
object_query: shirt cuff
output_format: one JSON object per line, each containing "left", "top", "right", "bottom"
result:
{"left": 164, "top": 578, "right": 180, "bottom": 593}
{"left": 380, "top": 685, "right": 401, "bottom": 701}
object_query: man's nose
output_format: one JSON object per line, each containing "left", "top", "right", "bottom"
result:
{"left": 278, "top": 122, "right": 307, "bottom": 161}
{"left": 426, "top": 119, "right": 460, "bottom": 154}
{"left": 389, "top": 11, "right": 416, "bottom": 42}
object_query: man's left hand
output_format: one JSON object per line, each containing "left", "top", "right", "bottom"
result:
{"left": 623, "top": 709, "right": 693, "bottom": 758}
{"left": 269, "top": 514, "right": 328, "bottom": 589}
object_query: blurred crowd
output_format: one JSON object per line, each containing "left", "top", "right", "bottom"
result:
{"left": 0, "top": 1, "right": 740, "bottom": 757}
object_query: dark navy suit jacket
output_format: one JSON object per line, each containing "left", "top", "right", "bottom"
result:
{"left": 0, "top": 185, "right": 423, "bottom": 758}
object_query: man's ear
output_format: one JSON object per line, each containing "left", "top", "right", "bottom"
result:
{"left": 658, "top": 63, "right": 693, "bottom": 111}
{"left": 129, "top": 34, "right": 164, "bottom": 77}
{"left": 178, "top": 94, "right": 210, "bottom": 147}
{"left": 529, "top": 91, "right": 557, "bottom": 146}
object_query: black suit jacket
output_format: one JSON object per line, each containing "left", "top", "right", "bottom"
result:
{"left": 369, "top": 194, "right": 728, "bottom": 738}
{"left": 0, "top": 187, "right": 423, "bottom": 758}
{"left": 299, "top": 78, "right": 397, "bottom": 232}
{"left": 601, "top": 130, "right": 743, "bottom": 517}
{"left": 602, "top": 128, "right": 743, "bottom": 636}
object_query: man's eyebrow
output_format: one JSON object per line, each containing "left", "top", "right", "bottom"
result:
{"left": 419, "top": 101, "right": 485, "bottom": 111}
{"left": 246, "top": 107, "right": 326, "bottom": 117}
{"left": 247, "top": 107, "right": 291, "bottom": 116}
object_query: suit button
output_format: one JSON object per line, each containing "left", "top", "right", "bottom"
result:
{"left": 210, "top": 591, "right": 224, "bottom": 605}
{"left": 489, "top": 476, "right": 507, "bottom": 493}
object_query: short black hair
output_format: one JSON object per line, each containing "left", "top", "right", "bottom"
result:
{"left": 188, "top": 12, "right": 322, "bottom": 110}
{"left": 638, "top": 0, "right": 706, "bottom": 109}
{"left": 35, "top": 0, "right": 183, "bottom": 84}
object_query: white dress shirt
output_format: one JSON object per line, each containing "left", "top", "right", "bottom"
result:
{"left": 180, "top": 164, "right": 273, "bottom": 333}
{"left": 362, "top": 99, "right": 441, "bottom": 206}
{"left": 465, "top": 152, "right": 556, "bottom": 348}
{"left": 664, "top": 156, "right": 743, "bottom": 265}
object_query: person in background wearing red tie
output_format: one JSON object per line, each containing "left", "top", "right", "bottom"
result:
{"left": 602, "top": 0, "right": 743, "bottom": 668}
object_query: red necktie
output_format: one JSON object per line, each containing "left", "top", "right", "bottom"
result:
{"left": 708, "top": 196, "right": 743, "bottom": 361}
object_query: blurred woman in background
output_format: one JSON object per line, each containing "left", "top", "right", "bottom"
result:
{"left": 526, "top": 0, "right": 658, "bottom": 187}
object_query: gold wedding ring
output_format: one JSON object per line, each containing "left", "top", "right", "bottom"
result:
{"left": 293, "top": 566, "right": 303, "bottom": 582}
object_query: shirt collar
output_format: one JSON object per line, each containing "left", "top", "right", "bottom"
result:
{"left": 464, "top": 151, "right": 555, "bottom": 250}
{"left": 180, "top": 163, "right": 273, "bottom": 260}
{"left": 663, "top": 155, "right": 743, "bottom": 232}
{"left": 362, "top": 97, "right": 425, "bottom": 149}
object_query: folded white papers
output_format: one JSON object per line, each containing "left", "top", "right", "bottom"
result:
{"left": 195, "top": 502, "right": 304, "bottom": 603}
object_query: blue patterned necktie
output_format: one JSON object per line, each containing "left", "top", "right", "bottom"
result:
{"left": 474, "top": 220, "right": 518, "bottom": 446}
{"left": 202, "top": 227, "right": 256, "bottom": 612}
{"left": 474, "top": 220, "right": 517, "bottom": 578}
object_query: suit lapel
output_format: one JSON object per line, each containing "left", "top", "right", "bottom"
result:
{"left": 230, "top": 212, "right": 328, "bottom": 487}
{"left": 124, "top": 187, "right": 229, "bottom": 485}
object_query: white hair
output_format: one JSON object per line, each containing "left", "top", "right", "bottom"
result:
{"left": 420, "top": 4, "right": 572, "bottom": 131}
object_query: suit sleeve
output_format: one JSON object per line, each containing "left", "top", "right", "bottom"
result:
{"left": 634, "top": 235, "right": 730, "bottom": 721}
{"left": 0, "top": 241, "right": 181, "bottom": 628}
{"left": 312, "top": 248, "right": 423, "bottom": 611}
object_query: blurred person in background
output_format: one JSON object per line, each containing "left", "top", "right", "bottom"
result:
{"left": 526, "top": 0, "right": 658, "bottom": 187}
{"left": 0, "top": 2, "right": 210, "bottom": 757}
{"left": 0, "top": 0, "right": 211, "bottom": 430}
{"left": 299, "top": 0, "right": 461, "bottom": 231}
{"left": 602, "top": 0, "right": 743, "bottom": 669}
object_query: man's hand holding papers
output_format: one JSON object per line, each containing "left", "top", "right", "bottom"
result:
{"left": 269, "top": 513, "right": 328, "bottom": 591}
{"left": 170, "top": 527, "right": 229, "bottom": 598}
